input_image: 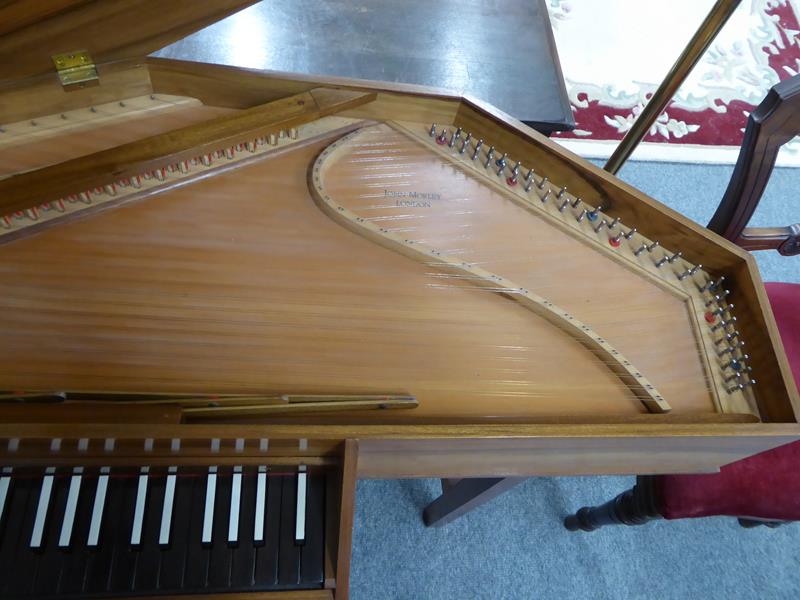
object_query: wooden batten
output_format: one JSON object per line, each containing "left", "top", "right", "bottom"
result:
{"left": 0, "top": 88, "right": 375, "bottom": 217}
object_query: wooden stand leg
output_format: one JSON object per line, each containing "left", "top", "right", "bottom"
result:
{"left": 564, "top": 476, "right": 662, "bottom": 532}
{"left": 422, "top": 477, "right": 526, "bottom": 528}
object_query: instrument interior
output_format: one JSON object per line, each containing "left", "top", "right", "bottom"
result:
{"left": 0, "top": 71, "right": 794, "bottom": 426}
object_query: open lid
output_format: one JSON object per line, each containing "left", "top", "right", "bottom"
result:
{"left": 0, "top": 0, "right": 259, "bottom": 83}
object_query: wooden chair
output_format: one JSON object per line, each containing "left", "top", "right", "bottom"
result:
{"left": 564, "top": 75, "right": 800, "bottom": 533}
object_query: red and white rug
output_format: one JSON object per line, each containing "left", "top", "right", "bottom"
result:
{"left": 547, "top": 0, "right": 800, "bottom": 165}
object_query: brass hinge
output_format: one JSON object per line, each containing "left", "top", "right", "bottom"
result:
{"left": 51, "top": 50, "right": 99, "bottom": 87}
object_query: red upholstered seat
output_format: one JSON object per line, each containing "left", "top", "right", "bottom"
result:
{"left": 659, "top": 282, "right": 800, "bottom": 521}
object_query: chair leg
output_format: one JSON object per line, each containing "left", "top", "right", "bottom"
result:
{"left": 564, "top": 476, "right": 662, "bottom": 532}
{"left": 422, "top": 477, "right": 526, "bottom": 528}
{"left": 737, "top": 518, "right": 790, "bottom": 529}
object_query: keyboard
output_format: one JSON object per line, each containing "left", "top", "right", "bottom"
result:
{"left": 0, "top": 465, "right": 325, "bottom": 598}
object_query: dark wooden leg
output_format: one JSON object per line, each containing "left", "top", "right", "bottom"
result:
{"left": 737, "top": 518, "right": 790, "bottom": 528}
{"left": 423, "top": 477, "right": 526, "bottom": 528}
{"left": 564, "top": 476, "right": 662, "bottom": 532}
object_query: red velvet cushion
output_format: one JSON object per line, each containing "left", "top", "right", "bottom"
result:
{"left": 659, "top": 282, "right": 800, "bottom": 520}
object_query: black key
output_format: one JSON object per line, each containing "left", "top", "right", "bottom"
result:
{"left": 230, "top": 468, "right": 257, "bottom": 589}
{"left": 59, "top": 469, "right": 98, "bottom": 595}
{"left": 278, "top": 473, "right": 302, "bottom": 588}
{"left": 158, "top": 471, "right": 193, "bottom": 591}
{"left": 0, "top": 468, "right": 11, "bottom": 530}
{"left": 133, "top": 470, "right": 165, "bottom": 592}
{"left": 207, "top": 468, "right": 234, "bottom": 589}
{"left": 109, "top": 470, "right": 140, "bottom": 593}
{"left": 183, "top": 471, "right": 211, "bottom": 591}
{"left": 299, "top": 473, "right": 326, "bottom": 587}
{"left": 254, "top": 472, "right": 282, "bottom": 588}
{"left": 29, "top": 469, "right": 69, "bottom": 597}
{"left": 0, "top": 471, "right": 32, "bottom": 597}
{"left": 85, "top": 471, "right": 122, "bottom": 594}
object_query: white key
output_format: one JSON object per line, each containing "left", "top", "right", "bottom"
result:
{"left": 130, "top": 467, "right": 149, "bottom": 546}
{"left": 58, "top": 467, "right": 83, "bottom": 547}
{"left": 295, "top": 466, "right": 307, "bottom": 544}
{"left": 30, "top": 467, "right": 56, "bottom": 548}
{"left": 254, "top": 466, "right": 267, "bottom": 544}
{"left": 87, "top": 468, "right": 110, "bottom": 547}
{"left": 228, "top": 466, "right": 242, "bottom": 545}
{"left": 0, "top": 468, "right": 11, "bottom": 525}
{"left": 202, "top": 466, "right": 217, "bottom": 545}
{"left": 159, "top": 467, "right": 177, "bottom": 546}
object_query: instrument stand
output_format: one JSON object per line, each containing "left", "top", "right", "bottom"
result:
{"left": 422, "top": 477, "right": 525, "bottom": 528}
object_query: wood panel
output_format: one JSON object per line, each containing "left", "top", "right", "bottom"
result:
{"left": 0, "top": 423, "right": 797, "bottom": 476}
{"left": 356, "top": 428, "right": 800, "bottom": 478}
{"left": 0, "top": 0, "right": 259, "bottom": 81}
{"left": 335, "top": 440, "right": 358, "bottom": 600}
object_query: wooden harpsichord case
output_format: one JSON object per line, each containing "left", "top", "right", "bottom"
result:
{"left": 0, "top": 0, "right": 799, "bottom": 553}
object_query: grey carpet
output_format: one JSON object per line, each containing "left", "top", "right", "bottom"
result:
{"left": 349, "top": 161, "right": 800, "bottom": 599}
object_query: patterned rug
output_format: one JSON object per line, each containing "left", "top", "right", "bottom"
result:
{"left": 547, "top": 0, "right": 800, "bottom": 165}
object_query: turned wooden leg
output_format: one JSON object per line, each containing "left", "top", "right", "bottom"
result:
{"left": 423, "top": 477, "right": 526, "bottom": 528}
{"left": 564, "top": 476, "right": 662, "bottom": 532}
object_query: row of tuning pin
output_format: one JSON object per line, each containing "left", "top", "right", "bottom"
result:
{"left": 0, "top": 96, "right": 171, "bottom": 134}
{"left": 429, "top": 123, "right": 754, "bottom": 397}
{"left": 700, "top": 276, "right": 754, "bottom": 394}
{"left": 0, "top": 128, "right": 301, "bottom": 230}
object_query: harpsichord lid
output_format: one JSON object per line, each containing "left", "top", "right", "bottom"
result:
{"left": 0, "top": 0, "right": 259, "bottom": 83}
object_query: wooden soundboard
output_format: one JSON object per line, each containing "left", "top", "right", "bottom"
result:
{"left": 0, "top": 5, "right": 798, "bottom": 591}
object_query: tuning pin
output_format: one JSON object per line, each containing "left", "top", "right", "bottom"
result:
{"left": 624, "top": 228, "right": 637, "bottom": 240}
{"left": 507, "top": 164, "right": 520, "bottom": 186}
{"left": 593, "top": 219, "right": 607, "bottom": 233}
{"left": 586, "top": 208, "right": 599, "bottom": 222}
{"left": 705, "top": 295, "right": 721, "bottom": 307}
{"left": 571, "top": 197, "right": 582, "bottom": 209}
{"left": 557, "top": 186, "right": 568, "bottom": 199}
{"left": 483, "top": 146, "right": 495, "bottom": 168}
{"left": 495, "top": 152, "right": 508, "bottom": 168}
{"left": 471, "top": 139, "right": 483, "bottom": 161}
{"left": 558, "top": 199, "right": 569, "bottom": 212}
{"left": 436, "top": 129, "right": 448, "bottom": 145}
{"left": 711, "top": 316, "right": 737, "bottom": 332}
{"left": 710, "top": 276, "right": 726, "bottom": 291}
{"left": 654, "top": 255, "right": 668, "bottom": 268}
{"left": 727, "top": 379, "right": 756, "bottom": 394}
{"left": 721, "top": 354, "right": 749, "bottom": 371}
{"left": 718, "top": 341, "right": 745, "bottom": 357}
{"left": 524, "top": 176, "right": 535, "bottom": 192}
{"left": 541, "top": 189, "right": 551, "bottom": 203}
{"left": 715, "top": 331, "right": 739, "bottom": 345}
{"left": 449, "top": 127, "right": 462, "bottom": 148}
{"left": 459, "top": 133, "right": 472, "bottom": 154}
{"left": 496, "top": 159, "right": 506, "bottom": 176}
{"left": 677, "top": 264, "right": 702, "bottom": 281}
{"left": 724, "top": 366, "right": 752, "bottom": 382}
{"left": 525, "top": 169, "right": 535, "bottom": 184}
{"left": 609, "top": 232, "right": 623, "bottom": 247}
{"left": 710, "top": 303, "right": 734, "bottom": 317}
{"left": 429, "top": 123, "right": 437, "bottom": 137}
{"left": 607, "top": 217, "right": 620, "bottom": 230}
{"left": 646, "top": 241, "right": 660, "bottom": 253}
{"left": 634, "top": 243, "right": 648, "bottom": 256}
{"left": 538, "top": 176, "right": 549, "bottom": 190}
{"left": 576, "top": 209, "right": 587, "bottom": 223}
{"left": 667, "top": 251, "right": 682, "bottom": 264}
